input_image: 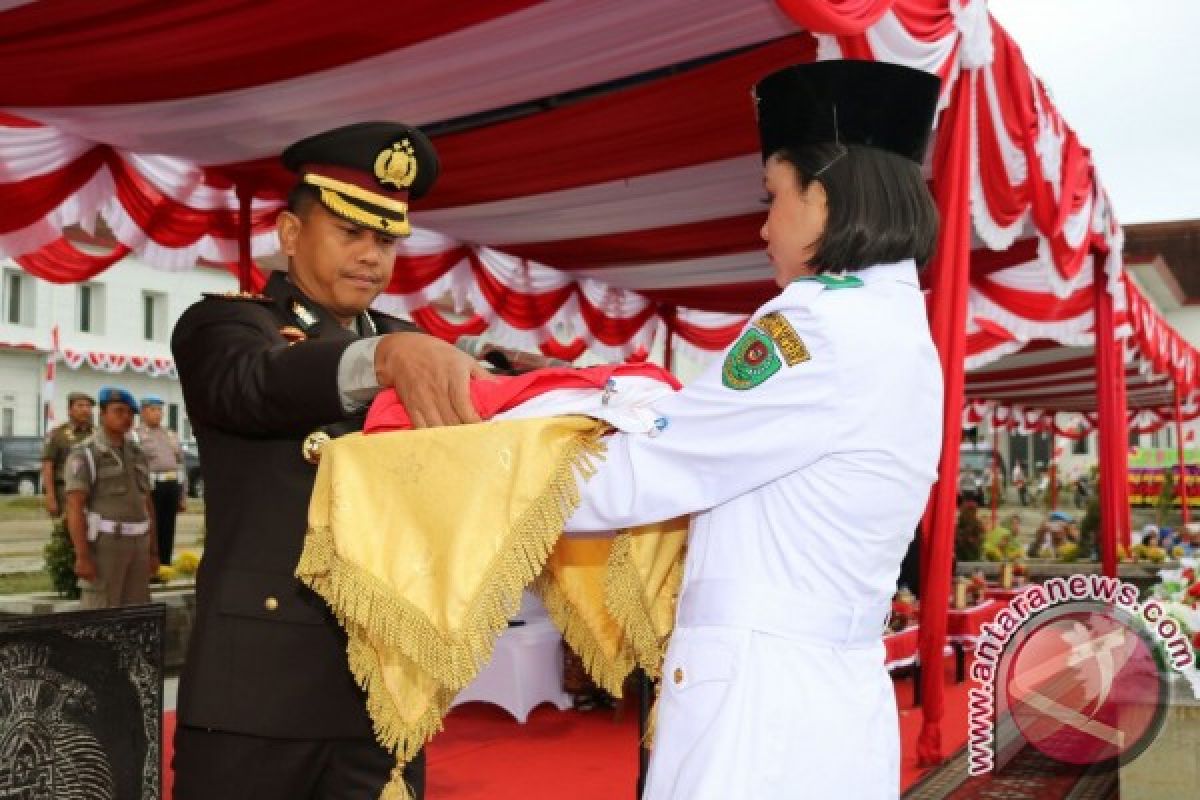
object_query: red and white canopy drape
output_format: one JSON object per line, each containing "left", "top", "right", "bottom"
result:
{"left": 4, "top": 0, "right": 1182, "bottom": 388}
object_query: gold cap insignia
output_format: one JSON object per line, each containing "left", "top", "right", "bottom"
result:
{"left": 302, "top": 431, "right": 332, "bottom": 465}
{"left": 374, "top": 139, "right": 418, "bottom": 190}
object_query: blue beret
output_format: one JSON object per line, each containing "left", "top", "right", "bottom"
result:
{"left": 140, "top": 395, "right": 165, "bottom": 407}
{"left": 1048, "top": 511, "right": 1073, "bottom": 523}
{"left": 97, "top": 386, "right": 139, "bottom": 412}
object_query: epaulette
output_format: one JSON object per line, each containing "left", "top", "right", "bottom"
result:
{"left": 202, "top": 290, "right": 274, "bottom": 304}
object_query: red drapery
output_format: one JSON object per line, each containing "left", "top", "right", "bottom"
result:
{"left": 1094, "top": 259, "right": 1123, "bottom": 577}
{"left": 916, "top": 67, "right": 973, "bottom": 767}
{"left": 775, "top": 0, "right": 894, "bottom": 36}
{"left": 15, "top": 236, "right": 131, "bottom": 283}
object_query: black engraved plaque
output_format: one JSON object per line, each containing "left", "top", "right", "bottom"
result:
{"left": 0, "top": 604, "right": 165, "bottom": 800}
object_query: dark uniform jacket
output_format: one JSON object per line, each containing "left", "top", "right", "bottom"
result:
{"left": 171, "top": 271, "right": 416, "bottom": 739}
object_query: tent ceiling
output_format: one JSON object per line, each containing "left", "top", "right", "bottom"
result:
{"left": 1, "top": 0, "right": 1197, "bottom": 416}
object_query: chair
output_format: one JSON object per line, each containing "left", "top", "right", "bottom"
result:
{"left": 450, "top": 591, "right": 572, "bottom": 722}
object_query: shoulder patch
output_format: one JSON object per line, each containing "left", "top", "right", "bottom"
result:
{"left": 202, "top": 290, "right": 274, "bottom": 304}
{"left": 722, "top": 328, "right": 782, "bottom": 390}
{"left": 796, "top": 273, "right": 864, "bottom": 290}
{"left": 755, "top": 311, "right": 811, "bottom": 367}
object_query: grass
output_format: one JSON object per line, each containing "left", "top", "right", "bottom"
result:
{"left": 0, "top": 495, "right": 50, "bottom": 520}
{"left": 0, "top": 570, "right": 53, "bottom": 595}
{"left": 0, "top": 494, "right": 204, "bottom": 521}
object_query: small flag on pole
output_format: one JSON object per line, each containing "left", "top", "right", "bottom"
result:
{"left": 42, "top": 324, "right": 59, "bottom": 430}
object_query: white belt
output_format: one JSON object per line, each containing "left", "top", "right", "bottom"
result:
{"left": 151, "top": 470, "right": 179, "bottom": 482}
{"left": 86, "top": 512, "right": 149, "bottom": 541}
{"left": 677, "top": 579, "right": 890, "bottom": 649}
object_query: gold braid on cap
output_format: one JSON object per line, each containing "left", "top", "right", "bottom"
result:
{"left": 315, "top": 188, "right": 409, "bottom": 236}
{"left": 304, "top": 174, "right": 408, "bottom": 213}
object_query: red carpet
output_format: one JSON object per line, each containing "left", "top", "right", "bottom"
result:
{"left": 162, "top": 654, "right": 972, "bottom": 798}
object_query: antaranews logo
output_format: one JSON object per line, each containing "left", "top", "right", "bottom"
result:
{"left": 967, "top": 575, "right": 1198, "bottom": 775}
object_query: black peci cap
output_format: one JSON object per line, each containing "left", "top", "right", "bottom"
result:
{"left": 754, "top": 60, "right": 941, "bottom": 164}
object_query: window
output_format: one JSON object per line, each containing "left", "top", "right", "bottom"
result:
{"left": 77, "top": 282, "right": 105, "bottom": 333}
{"left": 182, "top": 418, "right": 192, "bottom": 442}
{"left": 143, "top": 291, "right": 167, "bottom": 341}
{"left": 168, "top": 403, "right": 180, "bottom": 432}
{"left": 1072, "top": 435, "right": 1088, "bottom": 456}
{"left": 3, "top": 269, "right": 35, "bottom": 326}
{"left": 1, "top": 408, "right": 12, "bottom": 436}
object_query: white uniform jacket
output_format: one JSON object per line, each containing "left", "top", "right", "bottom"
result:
{"left": 566, "top": 259, "right": 944, "bottom": 799}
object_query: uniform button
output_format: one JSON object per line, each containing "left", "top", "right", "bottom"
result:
{"left": 673, "top": 667, "right": 685, "bottom": 685}
{"left": 264, "top": 596, "right": 279, "bottom": 612}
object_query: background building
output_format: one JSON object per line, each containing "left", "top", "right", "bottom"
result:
{"left": 0, "top": 254, "right": 236, "bottom": 439}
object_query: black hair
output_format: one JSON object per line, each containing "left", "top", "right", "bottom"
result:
{"left": 772, "top": 143, "right": 939, "bottom": 272}
{"left": 287, "top": 182, "right": 321, "bottom": 217}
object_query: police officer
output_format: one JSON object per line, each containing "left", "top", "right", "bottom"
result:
{"left": 170, "top": 122, "right": 486, "bottom": 800}
{"left": 133, "top": 395, "right": 187, "bottom": 566}
{"left": 63, "top": 386, "right": 159, "bottom": 609}
{"left": 41, "top": 391, "right": 95, "bottom": 517}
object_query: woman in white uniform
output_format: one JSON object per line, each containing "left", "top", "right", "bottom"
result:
{"left": 565, "top": 60, "right": 945, "bottom": 799}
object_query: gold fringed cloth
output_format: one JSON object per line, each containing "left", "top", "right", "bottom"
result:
{"left": 296, "top": 415, "right": 686, "bottom": 800}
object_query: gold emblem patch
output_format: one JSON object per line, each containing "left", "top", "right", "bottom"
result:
{"left": 374, "top": 139, "right": 418, "bottom": 190}
{"left": 755, "top": 311, "right": 810, "bottom": 367}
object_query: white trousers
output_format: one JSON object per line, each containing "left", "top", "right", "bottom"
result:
{"left": 645, "top": 625, "right": 901, "bottom": 800}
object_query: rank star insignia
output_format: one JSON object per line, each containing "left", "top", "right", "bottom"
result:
{"left": 291, "top": 301, "right": 318, "bottom": 330}
{"left": 278, "top": 325, "right": 307, "bottom": 345}
{"left": 722, "top": 328, "right": 782, "bottom": 390}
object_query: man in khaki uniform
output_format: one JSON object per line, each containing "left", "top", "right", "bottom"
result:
{"left": 134, "top": 395, "right": 187, "bottom": 566}
{"left": 64, "top": 386, "right": 159, "bottom": 609}
{"left": 41, "top": 391, "right": 95, "bottom": 517}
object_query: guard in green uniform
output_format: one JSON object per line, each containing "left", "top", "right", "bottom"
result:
{"left": 41, "top": 391, "right": 95, "bottom": 517}
{"left": 63, "top": 386, "right": 159, "bottom": 609}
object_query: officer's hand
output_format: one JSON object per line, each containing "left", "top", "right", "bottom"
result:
{"left": 45, "top": 497, "right": 59, "bottom": 517}
{"left": 374, "top": 333, "right": 492, "bottom": 428}
{"left": 178, "top": 497, "right": 188, "bottom": 513}
{"left": 148, "top": 554, "right": 161, "bottom": 580}
{"left": 74, "top": 554, "right": 97, "bottom": 582}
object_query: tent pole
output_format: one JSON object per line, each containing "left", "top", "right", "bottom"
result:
{"left": 1175, "top": 381, "right": 1191, "bottom": 526}
{"left": 990, "top": 419, "right": 1000, "bottom": 529}
{"left": 662, "top": 305, "right": 676, "bottom": 375}
{"left": 236, "top": 182, "right": 255, "bottom": 292}
{"left": 1049, "top": 427, "right": 1058, "bottom": 511}
{"left": 916, "top": 72, "right": 972, "bottom": 768}
{"left": 1093, "top": 257, "right": 1127, "bottom": 578}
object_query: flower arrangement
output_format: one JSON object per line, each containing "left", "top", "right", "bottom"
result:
{"left": 1146, "top": 558, "right": 1200, "bottom": 698}
{"left": 172, "top": 550, "right": 201, "bottom": 576}
{"left": 1056, "top": 542, "right": 1080, "bottom": 562}
{"left": 156, "top": 565, "right": 177, "bottom": 583}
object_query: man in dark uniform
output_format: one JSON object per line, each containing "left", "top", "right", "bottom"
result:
{"left": 170, "top": 122, "right": 487, "bottom": 800}
{"left": 41, "top": 391, "right": 95, "bottom": 517}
